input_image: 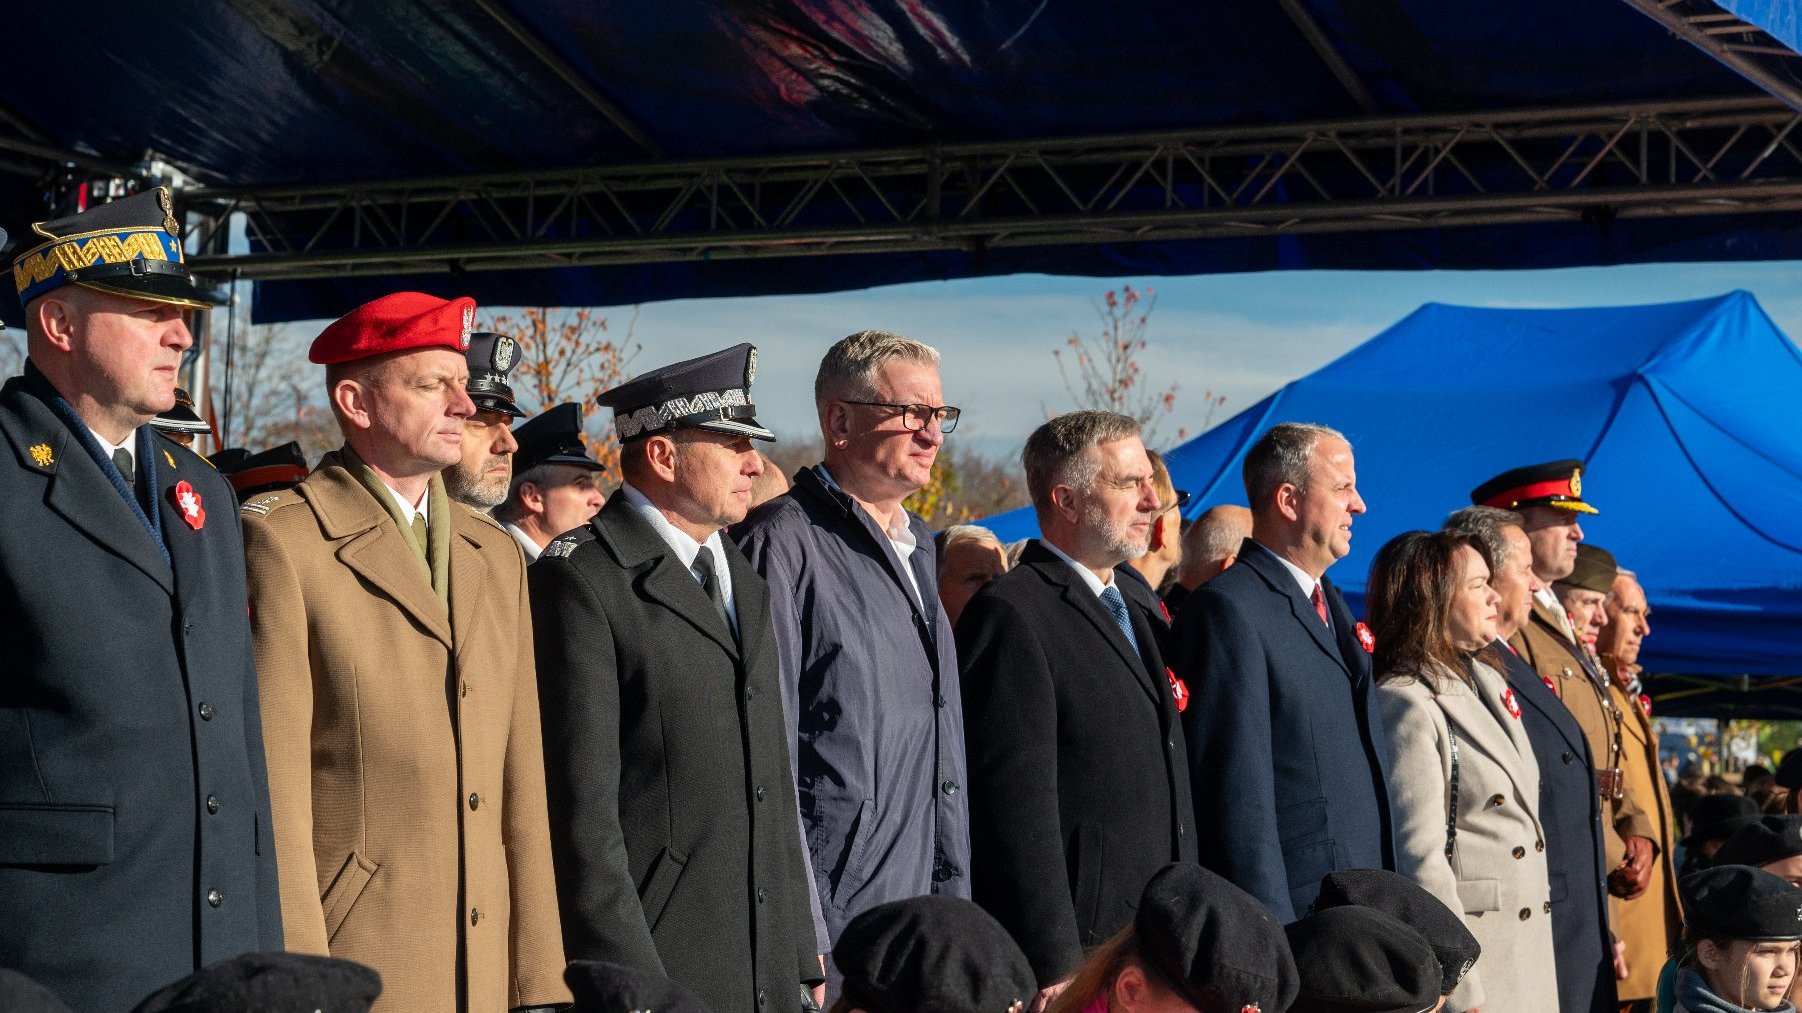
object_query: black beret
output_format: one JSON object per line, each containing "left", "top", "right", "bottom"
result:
{"left": 1556, "top": 543, "right": 1618, "bottom": 595}
{"left": 129, "top": 952, "right": 381, "bottom": 1013}
{"left": 1681, "top": 865, "right": 1802, "bottom": 941}
{"left": 1777, "top": 749, "right": 1802, "bottom": 791}
{"left": 565, "top": 961, "right": 713, "bottom": 1013}
{"left": 1716, "top": 817, "right": 1802, "bottom": 873}
{"left": 1312, "top": 869, "right": 1480, "bottom": 995}
{"left": 833, "top": 895, "right": 1035, "bottom": 1013}
{"left": 1286, "top": 907, "right": 1442, "bottom": 1013}
{"left": 1470, "top": 459, "right": 1596, "bottom": 514}
{"left": 1687, "top": 793, "right": 1762, "bottom": 844}
{"left": 0, "top": 968, "right": 73, "bottom": 1013}
{"left": 1135, "top": 862, "right": 1299, "bottom": 1013}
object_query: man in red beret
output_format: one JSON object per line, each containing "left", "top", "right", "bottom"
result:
{"left": 240, "top": 292, "right": 569, "bottom": 1013}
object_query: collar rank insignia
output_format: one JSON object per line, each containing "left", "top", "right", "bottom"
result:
{"left": 164, "top": 449, "right": 177, "bottom": 469}
{"left": 28, "top": 443, "right": 53, "bottom": 468}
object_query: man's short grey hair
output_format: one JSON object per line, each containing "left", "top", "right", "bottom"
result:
{"left": 814, "top": 330, "right": 942, "bottom": 407}
{"left": 933, "top": 524, "right": 1003, "bottom": 567}
{"left": 1023, "top": 410, "right": 1142, "bottom": 518}
{"left": 1442, "top": 505, "right": 1526, "bottom": 575}
{"left": 1185, "top": 504, "right": 1252, "bottom": 565}
{"left": 493, "top": 463, "right": 561, "bottom": 524}
{"left": 1241, "top": 422, "right": 1348, "bottom": 508}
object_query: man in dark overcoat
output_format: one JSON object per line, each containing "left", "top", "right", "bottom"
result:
{"left": 0, "top": 189, "right": 281, "bottom": 1012}
{"left": 531, "top": 344, "right": 822, "bottom": 1013}
{"left": 1172, "top": 422, "right": 1394, "bottom": 923}
{"left": 957, "top": 411, "right": 1197, "bottom": 1005}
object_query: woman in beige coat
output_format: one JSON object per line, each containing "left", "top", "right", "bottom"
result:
{"left": 1369, "top": 531, "right": 1558, "bottom": 1013}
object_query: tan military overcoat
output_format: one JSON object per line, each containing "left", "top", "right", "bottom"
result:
{"left": 242, "top": 451, "right": 568, "bottom": 1012}
{"left": 1608, "top": 673, "right": 1682, "bottom": 1002}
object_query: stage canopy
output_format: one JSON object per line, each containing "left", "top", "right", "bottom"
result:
{"left": 4, "top": 1, "right": 1802, "bottom": 324}
{"left": 976, "top": 291, "right": 1802, "bottom": 696}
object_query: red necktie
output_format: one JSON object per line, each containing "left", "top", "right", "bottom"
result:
{"left": 1311, "top": 584, "right": 1329, "bottom": 626}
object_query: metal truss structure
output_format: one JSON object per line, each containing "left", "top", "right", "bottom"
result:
{"left": 1617, "top": 0, "right": 1802, "bottom": 113}
{"left": 181, "top": 94, "right": 1802, "bottom": 281}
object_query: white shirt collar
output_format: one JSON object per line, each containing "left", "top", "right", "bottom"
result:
{"left": 816, "top": 463, "right": 925, "bottom": 607}
{"left": 384, "top": 481, "right": 428, "bottom": 525}
{"left": 505, "top": 522, "right": 542, "bottom": 560}
{"left": 1251, "top": 539, "right": 1321, "bottom": 600}
{"left": 88, "top": 426, "right": 136, "bottom": 469}
{"left": 1038, "top": 537, "right": 1115, "bottom": 597}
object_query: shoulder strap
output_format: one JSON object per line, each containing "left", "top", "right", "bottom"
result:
{"left": 1445, "top": 720, "right": 1460, "bottom": 861}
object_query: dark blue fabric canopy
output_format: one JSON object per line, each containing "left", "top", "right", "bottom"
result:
{"left": 978, "top": 291, "right": 1802, "bottom": 681}
{"left": 1, "top": 1, "right": 1796, "bottom": 322}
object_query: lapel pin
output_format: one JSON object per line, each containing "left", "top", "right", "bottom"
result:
{"left": 172, "top": 480, "right": 206, "bottom": 530}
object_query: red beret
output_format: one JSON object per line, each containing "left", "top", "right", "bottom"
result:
{"left": 309, "top": 292, "right": 477, "bottom": 365}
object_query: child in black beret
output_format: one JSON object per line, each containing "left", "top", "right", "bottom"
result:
{"left": 1671, "top": 866, "right": 1802, "bottom": 1013}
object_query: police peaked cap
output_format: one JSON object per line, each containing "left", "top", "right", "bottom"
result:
{"left": 1681, "top": 865, "right": 1802, "bottom": 942}
{"left": 513, "top": 402, "right": 604, "bottom": 474}
{"left": 214, "top": 441, "right": 310, "bottom": 500}
{"left": 1312, "top": 868, "right": 1481, "bottom": 996}
{"left": 1136, "top": 862, "right": 1300, "bottom": 1013}
{"left": 151, "top": 386, "right": 210, "bottom": 435}
{"left": 597, "top": 343, "right": 775, "bottom": 442}
{"left": 832, "top": 895, "right": 1036, "bottom": 1013}
{"left": 464, "top": 331, "right": 526, "bottom": 418}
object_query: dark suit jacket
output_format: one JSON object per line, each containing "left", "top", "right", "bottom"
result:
{"left": 530, "top": 496, "right": 820, "bottom": 1013}
{"left": 0, "top": 371, "right": 281, "bottom": 1013}
{"left": 1498, "top": 642, "right": 1617, "bottom": 1013}
{"left": 1114, "top": 562, "right": 1173, "bottom": 662}
{"left": 1172, "top": 539, "right": 1393, "bottom": 922}
{"left": 958, "top": 542, "right": 1197, "bottom": 984}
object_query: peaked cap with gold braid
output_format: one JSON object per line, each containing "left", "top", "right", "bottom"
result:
{"left": 12, "top": 187, "right": 210, "bottom": 309}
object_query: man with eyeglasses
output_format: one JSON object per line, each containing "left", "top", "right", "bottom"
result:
{"left": 735, "top": 330, "right": 972, "bottom": 999}
{"left": 494, "top": 402, "right": 608, "bottom": 560}
{"left": 955, "top": 411, "right": 1197, "bottom": 1008}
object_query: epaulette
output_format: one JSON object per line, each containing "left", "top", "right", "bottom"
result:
{"left": 541, "top": 528, "right": 593, "bottom": 559}
{"left": 240, "top": 489, "right": 301, "bottom": 517}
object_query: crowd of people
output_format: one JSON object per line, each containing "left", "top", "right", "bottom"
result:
{"left": 4, "top": 186, "right": 1802, "bottom": 1013}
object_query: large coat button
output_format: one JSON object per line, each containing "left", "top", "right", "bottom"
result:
{"left": 206, "top": 794, "right": 221, "bottom": 815}
{"left": 207, "top": 889, "right": 223, "bottom": 908}
{"left": 1511, "top": 846, "right": 1525, "bottom": 859}
{"left": 468, "top": 793, "right": 481, "bottom": 811}
{"left": 1518, "top": 908, "right": 1531, "bottom": 920}
{"left": 198, "top": 702, "right": 214, "bottom": 721}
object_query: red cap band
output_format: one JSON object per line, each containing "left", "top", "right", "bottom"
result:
{"left": 1480, "top": 477, "right": 1576, "bottom": 507}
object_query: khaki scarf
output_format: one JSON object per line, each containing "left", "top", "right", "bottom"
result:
{"left": 341, "top": 445, "right": 453, "bottom": 611}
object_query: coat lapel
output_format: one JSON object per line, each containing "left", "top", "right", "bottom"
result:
{"left": 1238, "top": 541, "right": 1349, "bottom": 677}
{"left": 0, "top": 393, "right": 174, "bottom": 594}
{"left": 305, "top": 457, "right": 452, "bottom": 648}
{"left": 1498, "top": 641, "right": 1590, "bottom": 760}
{"left": 597, "top": 497, "right": 740, "bottom": 659}
{"left": 1453, "top": 660, "right": 1544, "bottom": 825}
{"left": 725, "top": 540, "right": 769, "bottom": 665}
{"left": 1023, "top": 543, "right": 1162, "bottom": 709}
{"left": 448, "top": 510, "right": 493, "bottom": 665}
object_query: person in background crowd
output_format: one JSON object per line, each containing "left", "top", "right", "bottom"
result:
{"left": 1443, "top": 505, "right": 1617, "bottom": 1013}
{"left": 1684, "top": 796, "right": 1764, "bottom": 876}
{"left": 1119, "top": 448, "right": 1185, "bottom": 612}
{"left": 957, "top": 412, "right": 1197, "bottom": 1005}
{"left": 1667, "top": 866, "right": 1802, "bottom": 1013}
{"left": 933, "top": 524, "right": 1008, "bottom": 628}
{"left": 1004, "top": 537, "right": 1030, "bottom": 569}
{"left": 1174, "top": 422, "right": 1393, "bottom": 922}
{"left": 1285, "top": 907, "right": 1444, "bottom": 1013}
{"left": 0, "top": 190, "right": 283, "bottom": 1013}
{"left": 494, "top": 402, "right": 608, "bottom": 560}
{"left": 149, "top": 385, "right": 210, "bottom": 448}
{"left": 1717, "top": 817, "right": 1802, "bottom": 887}
{"left": 1747, "top": 767, "right": 1779, "bottom": 798}
{"left": 748, "top": 451, "right": 790, "bottom": 510}
{"left": 1598, "top": 554, "right": 1684, "bottom": 1010}
{"left": 1777, "top": 753, "right": 1802, "bottom": 817}
{"left": 831, "top": 896, "right": 1036, "bottom": 1013}
{"left": 212, "top": 442, "right": 310, "bottom": 502}
{"left": 1310, "top": 869, "right": 1483, "bottom": 1009}
{"left": 444, "top": 331, "right": 525, "bottom": 512}
{"left": 1047, "top": 863, "right": 1299, "bottom": 1013}
{"left": 1554, "top": 545, "right": 1613, "bottom": 662}
{"left": 1367, "top": 530, "right": 1559, "bottom": 1013}
{"left": 242, "top": 292, "right": 567, "bottom": 1012}
{"left": 530, "top": 345, "right": 820, "bottom": 1013}
{"left": 1162, "top": 503, "right": 1251, "bottom": 615}
{"left": 1474, "top": 461, "right": 1661, "bottom": 951}
{"left": 735, "top": 330, "right": 971, "bottom": 989}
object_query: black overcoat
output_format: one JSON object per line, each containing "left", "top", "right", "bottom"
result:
{"left": 956, "top": 542, "right": 1197, "bottom": 985}
{"left": 529, "top": 495, "right": 819, "bottom": 1013}
{"left": 1172, "top": 539, "right": 1394, "bottom": 923}
{"left": 0, "top": 371, "right": 281, "bottom": 1013}
{"left": 1497, "top": 641, "right": 1618, "bottom": 1013}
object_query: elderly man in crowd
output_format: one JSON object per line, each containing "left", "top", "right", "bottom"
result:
{"left": 0, "top": 190, "right": 282, "bottom": 1013}
{"left": 493, "top": 401, "right": 608, "bottom": 560}
{"left": 1173, "top": 422, "right": 1393, "bottom": 921}
{"left": 242, "top": 292, "right": 568, "bottom": 1012}
{"left": 444, "top": 331, "right": 525, "bottom": 512}
{"left": 1444, "top": 506, "right": 1617, "bottom": 1013}
{"left": 934, "top": 524, "right": 1009, "bottom": 628}
{"left": 957, "top": 411, "right": 1196, "bottom": 1008}
{"left": 1162, "top": 503, "right": 1252, "bottom": 615}
{"left": 1597, "top": 556, "right": 1681, "bottom": 1012}
{"left": 1554, "top": 545, "right": 1614, "bottom": 663}
{"left": 735, "top": 330, "right": 972, "bottom": 985}
{"left": 530, "top": 345, "right": 821, "bottom": 1013}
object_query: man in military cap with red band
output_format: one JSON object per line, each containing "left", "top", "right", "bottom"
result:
{"left": 0, "top": 188, "right": 283, "bottom": 1013}
{"left": 1471, "top": 459, "right": 1661, "bottom": 992}
{"left": 241, "top": 291, "right": 568, "bottom": 1013}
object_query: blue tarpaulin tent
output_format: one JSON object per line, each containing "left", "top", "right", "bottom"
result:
{"left": 977, "top": 291, "right": 1802, "bottom": 684}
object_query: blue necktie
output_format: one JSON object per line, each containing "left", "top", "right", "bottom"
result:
{"left": 1099, "top": 585, "right": 1140, "bottom": 655}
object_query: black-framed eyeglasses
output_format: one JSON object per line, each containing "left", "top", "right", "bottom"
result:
{"left": 841, "top": 400, "right": 961, "bottom": 433}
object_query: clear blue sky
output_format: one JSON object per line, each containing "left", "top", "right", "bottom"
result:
{"left": 589, "top": 260, "right": 1802, "bottom": 460}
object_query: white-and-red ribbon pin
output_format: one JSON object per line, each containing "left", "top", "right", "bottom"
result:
{"left": 1501, "top": 686, "right": 1521, "bottom": 720}
{"left": 173, "top": 480, "right": 206, "bottom": 530}
{"left": 1355, "top": 621, "right": 1375, "bottom": 653}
